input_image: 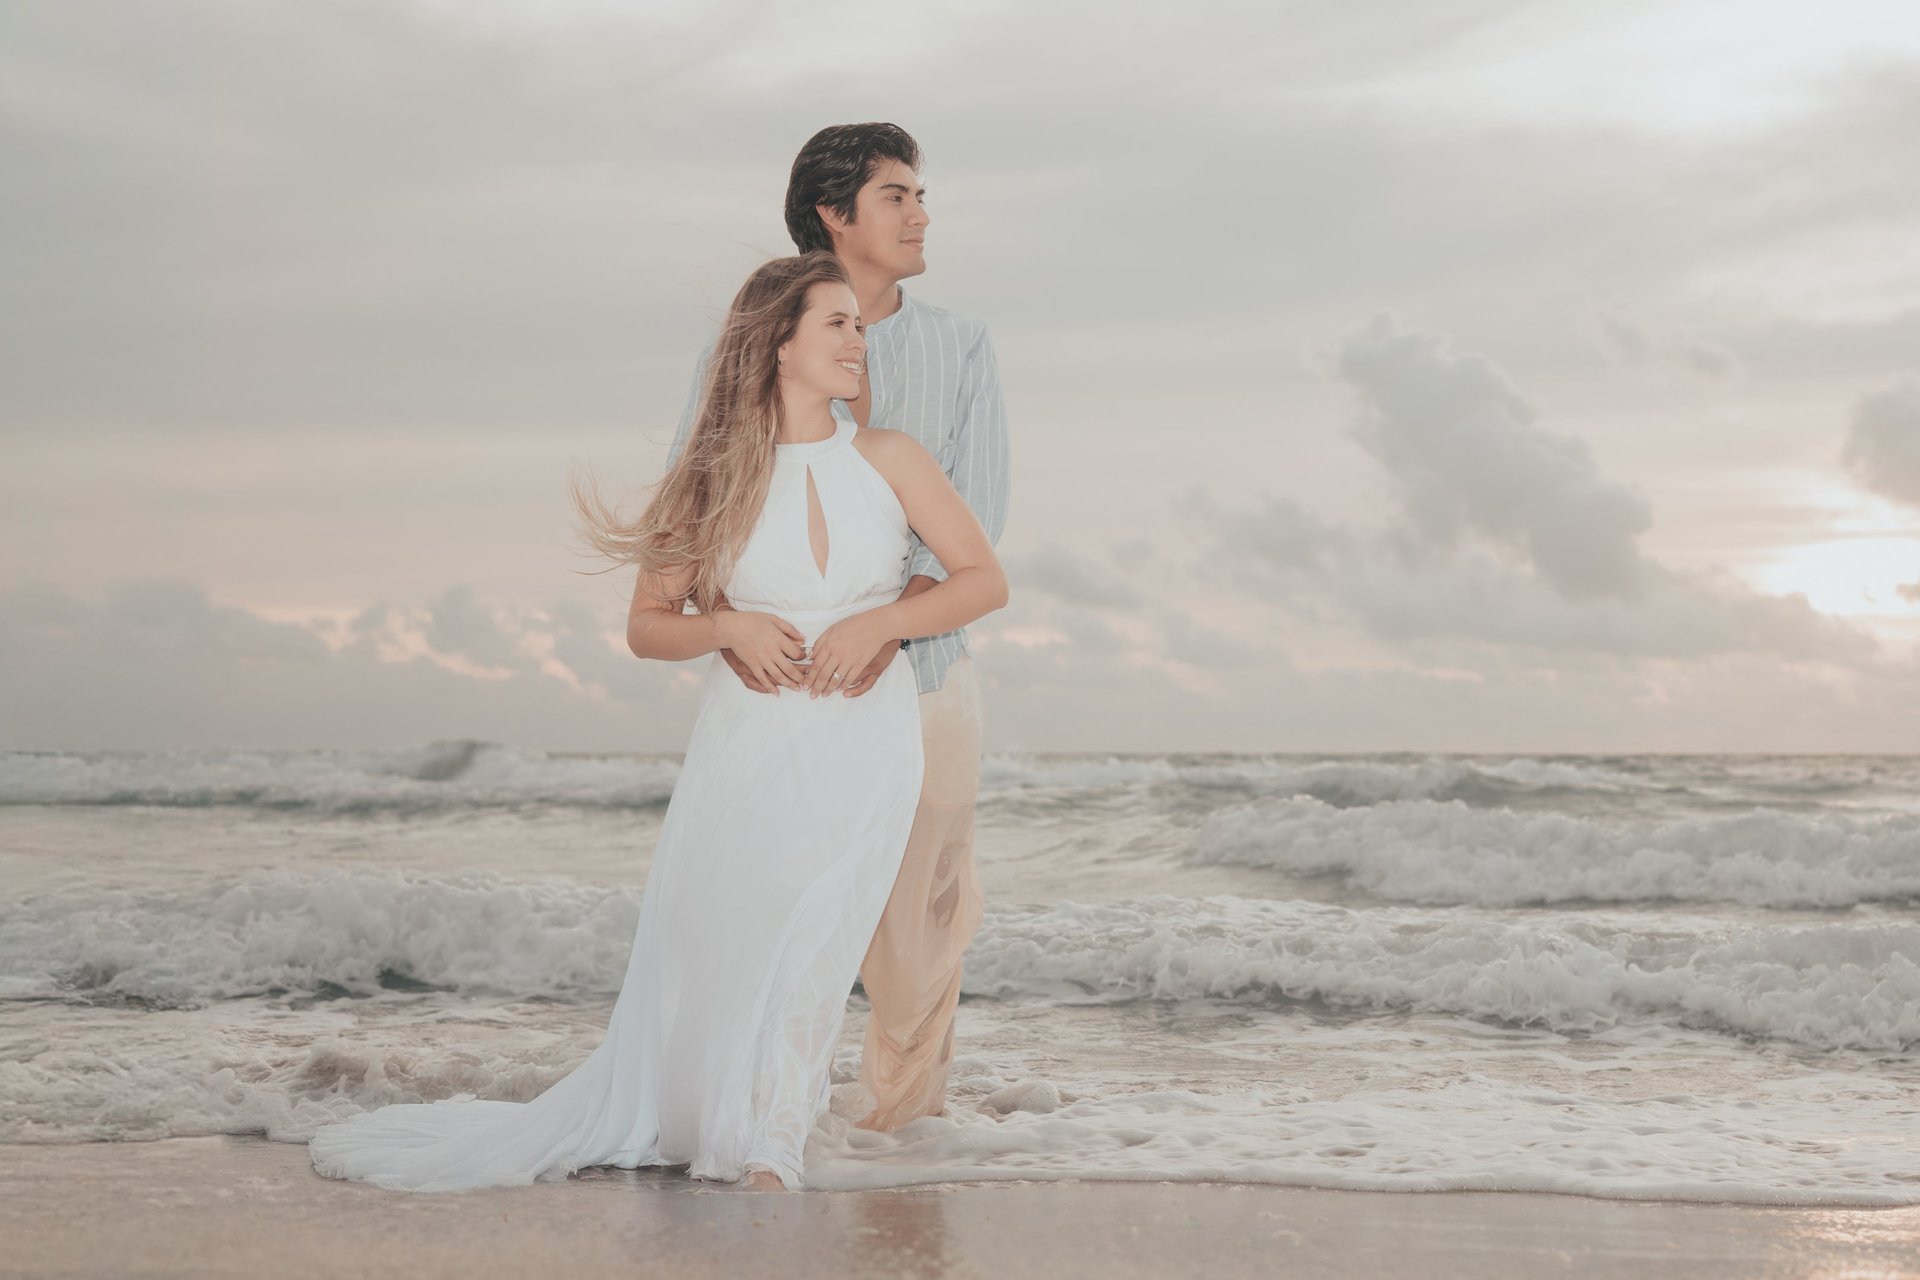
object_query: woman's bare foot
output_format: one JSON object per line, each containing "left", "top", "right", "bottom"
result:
{"left": 741, "top": 1166, "right": 786, "bottom": 1191}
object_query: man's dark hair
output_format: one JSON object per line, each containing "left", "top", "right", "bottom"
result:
{"left": 785, "top": 123, "right": 923, "bottom": 254}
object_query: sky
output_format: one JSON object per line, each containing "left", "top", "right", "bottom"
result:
{"left": 4, "top": 0, "right": 1920, "bottom": 753}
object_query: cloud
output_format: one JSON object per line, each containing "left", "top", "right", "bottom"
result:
{"left": 1591, "top": 305, "right": 1742, "bottom": 382}
{"left": 4, "top": 0, "right": 1918, "bottom": 436}
{"left": 1, "top": 564, "right": 1915, "bottom": 754}
{"left": 1189, "top": 314, "right": 1880, "bottom": 664}
{"left": 1007, "top": 548, "right": 1141, "bottom": 609}
{"left": 3, "top": 1, "right": 1918, "bottom": 753}
{"left": 422, "top": 585, "right": 540, "bottom": 675}
{"left": 0, "top": 580, "right": 694, "bottom": 752}
{"left": 1841, "top": 376, "right": 1920, "bottom": 509}
{"left": 1334, "top": 314, "right": 1654, "bottom": 598}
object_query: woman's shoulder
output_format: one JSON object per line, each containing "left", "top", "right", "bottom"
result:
{"left": 851, "top": 425, "right": 937, "bottom": 474}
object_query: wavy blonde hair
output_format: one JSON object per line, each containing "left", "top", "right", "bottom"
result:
{"left": 572, "top": 251, "right": 851, "bottom": 613}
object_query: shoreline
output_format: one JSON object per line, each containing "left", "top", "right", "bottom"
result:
{"left": 4, "top": 1136, "right": 1917, "bottom": 1279}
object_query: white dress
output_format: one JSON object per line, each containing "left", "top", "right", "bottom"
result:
{"left": 309, "top": 409, "right": 924, "bottom": 1191}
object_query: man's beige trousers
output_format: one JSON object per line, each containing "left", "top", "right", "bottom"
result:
{"left": 854, "top": 652, "right": 985, "bottom": 1130}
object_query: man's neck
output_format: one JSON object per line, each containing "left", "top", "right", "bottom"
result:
{"left": 839, "top": 257, "right": 905, "bottom": 328}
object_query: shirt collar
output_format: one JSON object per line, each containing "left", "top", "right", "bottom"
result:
{"left": 869, "top": 282, "right": 914, "bottom": 330}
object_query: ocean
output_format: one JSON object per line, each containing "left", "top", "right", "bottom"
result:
{"left": 3, "top": 745, "right": 1917, "bottom": 1203}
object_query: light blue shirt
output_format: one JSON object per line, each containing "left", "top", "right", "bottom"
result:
{"left": 668, "top": 284, "right": 1011, "bottom": 695}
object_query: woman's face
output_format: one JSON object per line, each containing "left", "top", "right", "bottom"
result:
{"left": 778, "top": 281, "right": 866, "bottom": 401}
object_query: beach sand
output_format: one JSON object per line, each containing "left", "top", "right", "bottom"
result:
{"left": 3, "top": 1137, "right": 1916, "bottom": 1279}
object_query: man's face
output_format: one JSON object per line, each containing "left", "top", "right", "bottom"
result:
{"left": 821, "top": 159, "right": 929, "bottom": 279}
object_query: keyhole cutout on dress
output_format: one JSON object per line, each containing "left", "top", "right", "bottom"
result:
{"left": 805, "top": 465, "right": 830, "bottom": 578}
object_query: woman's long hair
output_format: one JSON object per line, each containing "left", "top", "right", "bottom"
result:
{"left": 572, "top": 251, "right": 850, "bottom": 614}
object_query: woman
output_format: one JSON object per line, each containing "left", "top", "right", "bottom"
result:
{"left": 308, "top": 251, "right": 1008, "bottom": 1192}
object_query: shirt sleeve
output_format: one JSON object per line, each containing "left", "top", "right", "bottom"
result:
{"left": 666, "top": 334, "right": 717, "bottom": 470}
{"left": 906, "top": 323, "right": 1011, "bottom": 583}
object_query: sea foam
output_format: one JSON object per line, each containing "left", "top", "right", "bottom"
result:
{"left": 804, "top": 1063, "right": 1920, "bottom": 1205}
{"left": 0, "top": 743, "right": 680, "bottom": 814}
{"left": 1190, "top": 796, "right": 1920, "bottom": 907}
{"left": 6, "top": 870, "right": 1915, "bottom": 1051}
{"left": 0, "top": 747, "right": 1661, "bottom": 813}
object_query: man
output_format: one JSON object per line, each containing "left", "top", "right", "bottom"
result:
{"left": 667, "top": 123, "right": 1010, "bottom": 1130}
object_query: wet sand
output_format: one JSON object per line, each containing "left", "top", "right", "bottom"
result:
{"left": 3, "top": 1136, "right": 1917, "bottom": 1279}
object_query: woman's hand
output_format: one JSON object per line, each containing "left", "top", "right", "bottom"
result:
{"left": 709, "top": 600, "right": 776, "bottom": 695}
{"left": 836, "top": 638, "right": 904, "bottom": 698}
{"left": 803, "top": 610, "right": 898, "bottom": 699}
{"left": 712, "top": 611, "right": 808, "bottom": 691}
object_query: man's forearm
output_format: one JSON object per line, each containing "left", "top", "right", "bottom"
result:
{"left": 872, "top": 567, "right": 1004, "bottom": 644}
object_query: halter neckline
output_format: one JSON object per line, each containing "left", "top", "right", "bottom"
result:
{"left": 774, "top": 407, "right": 855, "bottom": 460}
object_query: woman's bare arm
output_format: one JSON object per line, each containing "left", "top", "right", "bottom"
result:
{"left": 858, "top": 432, "right": 1009, "bottom": 641}
{"left": 624, "top": 556, "right": 723, "bottom": 661}
{"left": 624, "top": 547, "right": 809, "bottom": 689}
